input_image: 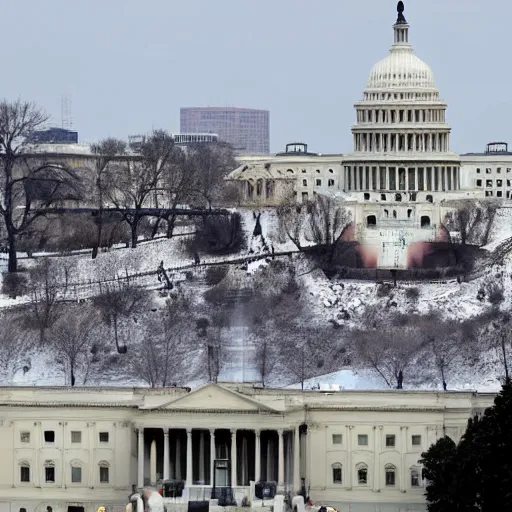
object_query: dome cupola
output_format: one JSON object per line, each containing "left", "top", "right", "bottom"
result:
{"left": 367, "top": 1, "right": 436, "bottom": 91}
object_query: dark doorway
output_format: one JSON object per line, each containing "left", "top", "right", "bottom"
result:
{"left": 421, "top": 216, "right": 431, "bottom": 228}
{"left": 68, "top": 507, "right": 84, "bottom": 512}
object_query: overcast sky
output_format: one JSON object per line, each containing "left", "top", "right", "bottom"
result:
{"left": 4, "top": 0, "right": 510, "bottom": 154}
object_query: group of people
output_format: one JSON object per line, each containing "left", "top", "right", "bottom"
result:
{"left": 96, "top": 487, "right": 164, "bottom": 512}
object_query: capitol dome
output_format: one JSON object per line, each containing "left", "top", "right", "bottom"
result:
{"left": 367, "top": 49, "right": 436, "bottom": 90}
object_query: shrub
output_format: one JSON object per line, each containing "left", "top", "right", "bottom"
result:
{"left": 2, "top": 272, "right": 28, "bottom": 298}
{"left": 187, "top": 213, "right": 246, "bottom": 256}
{"left": 405, "top": 287, "right": 420, "bottom": 300}
{"left": 376, "top": 283, "right": 393, "bottom": 297}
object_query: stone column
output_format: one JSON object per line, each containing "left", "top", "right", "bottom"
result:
{"left": 163, "top": 429, "right": 170, "bottom": 481}
{"left": 255, "top": 430, "right": 261, "bottom": 483}
{"left": 372, "top": 426, "right": 381, "bottom": 492}
{"left": 444, "top": 167, "right": 448, "bottom": 191}
{"left": 293, "top": 427, "right": 301, "bottom": 492}
{"left": 210, "top": 429, "right": 216, "bottom": 487}
{"left": 137, "top": 428, "right": 144, "bottom": 488}
{"left": 369, "top": 166, "right": 373, "bottom": 190}
{"left": 231, "top": 429, "right": 237, "bottom": 487}
{"left": 186, "top": 428, "right": 193, "bottom": 487}
{"left": 199, "top": 431, "right": 206, "bottom": 484}
{"left": 414, "top": 168, "right": 418, "bottom": 192}
{"left": 150, "top": 439, "right": 157, "bottom": 484}
{"left": 405, "top": 168, "right": 409, "bottom": 191}
{"left": 400, "top": 427, "right": 408, "bottom": 493}
{"left": 423, "top": 168, "right": 427, "bottom": 191}
{"left": 377, "top": 167, "right": 381, "bottom": 191}
{"left": 386, "top": 167, "right": 390, "bottom": 191}
{"left": 278, "top": 429, "right": 285, "bottom": 490}
{"left": 345, "top": 425, "right": 352, "bottom": 489}
{"left": 352, "top": 167, "right": 356, "bottom": 191}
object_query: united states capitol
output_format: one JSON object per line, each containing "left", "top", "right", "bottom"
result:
{"left": 0, "top": 3, "right": 503, "bottom": 512}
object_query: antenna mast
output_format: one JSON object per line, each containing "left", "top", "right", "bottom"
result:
{"left": 61, "top": 95, "right": 73, "bottom": 130}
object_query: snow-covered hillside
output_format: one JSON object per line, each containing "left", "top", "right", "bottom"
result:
{"left": 1, "top": 207, "right": 512, "bottom": 392}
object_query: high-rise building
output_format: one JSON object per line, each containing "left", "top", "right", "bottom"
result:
{"left": 180, "top": 107, "right": 270, "bottom": 155}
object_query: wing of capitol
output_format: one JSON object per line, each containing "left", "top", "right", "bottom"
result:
{"left": 227, "top": 3, "right": 512, "bottom": 270}
{"left": 0, "top": 384, "right": 495, "bottom": 512}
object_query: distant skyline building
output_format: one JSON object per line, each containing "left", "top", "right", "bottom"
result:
{"left": 180, "top": 107, "right": 270, "bottom": 155}
{"left": 27, "top": 127, "right": 78, "bottom": 145}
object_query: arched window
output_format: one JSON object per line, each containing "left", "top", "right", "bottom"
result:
{"left": 286, "top": 169, "right": 295, "bottom": 174}
{"left": 393, "top": 210, "right": 397, "bottom": 219}
{"left": 385, "top": 464, "right": 397, "bottom": 486}
{"left": 44, "top": 460, "right": 55, "bottom": 483}
{"left": 329, "top": 169, "right": 334, "bottom": 174}
{"left": 256, "top": 180, "right": 263, "bottom": 197}
{"left": 356, "top": 463, "right": 368, "bottom": 485}
{"left": 426, "top": 194, "right": 433, "bottom": 203}
{"left": 407, "top": 209, "right": 412, "bottom": 218}
{"left": 247, "top": 181, "right": 254, "bottom": 200}
{"left": 70, "top": 460, "right": 83, "bottom": 484}
{"left": 332, "top": 463, "right": 342, "bottom": 484}
{"left": 410, "top": 468, "right": 421, "bottom": 487}
{"left": 265, "top": 180, "right": 272, "bottom": 199}
{"left": 20, "top": 508, "right": 27, "bottom": 512}
{"left": 316, "top": 169, "right": 321, "bottom": 174}
{"left": 19, "top": 460, "right": 30, "bottom": 483}
{"left": 421, "top": 216, "right": 431, "bottom": 228}
{"left": 367, "top": 215, "right": 377, "bottom": 227}
{"left": 384, "top": 209, "right": 389, "bottom": 218}
{"left": 99, "top": 461, "right": 110, "bottom": 483}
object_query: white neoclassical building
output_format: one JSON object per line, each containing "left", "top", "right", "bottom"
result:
{"left": 0, "top": 384, "right": 495, "bottom": 512}
{"left": 228, "top": 2, "right": 508, "bottom": 268}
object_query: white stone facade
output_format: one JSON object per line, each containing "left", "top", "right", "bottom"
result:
{"left": 0, "top": 385, "right": 495, "bottom": 512}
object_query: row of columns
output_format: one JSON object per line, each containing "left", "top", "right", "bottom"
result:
{"left": 344, "top": 165, "right": 459, "bottom": 192}
{"left": 137, "top": 427, "right": 302, "bottom": 490}
{"left": 356, "top": 107, "right": 445, "bottom": 124}
{"left": 354, "top": 131, "right": 450, "bottom": 153}
{"left": 246, "top": 180, "right": 274, "bottom": 200}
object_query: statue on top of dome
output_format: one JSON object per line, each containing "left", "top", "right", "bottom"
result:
{"left": 396, "top": 1, "right": 407, "bottom": 24}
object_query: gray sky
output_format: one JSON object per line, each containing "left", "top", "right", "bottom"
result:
{"left": 4, "top": 0, "right": 510, "bottom": 154}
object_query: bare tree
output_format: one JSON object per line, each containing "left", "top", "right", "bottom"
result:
{"left": 0, "top": 100, "right": 80, "bottom": 271}
{"left": 351, "top": 324, "right": 427, "bottom": 389}
{"left": 188, "top": 142, "right": 237, "bottom": 209}
{"left": 276, "top": 203, "right": 307, "bottom": 251}
{"left": 50, "top": 308, "right": 99, "bottom": 386}
{"left": 90, "top": 138, "right": 127, "bottom": 258}
{"left": 444, "top": 199, "right": 499, "bottom": 247}
{"left": 105, "top": 130, "right": 174, "bottom": 248}
{"left": 0, "top": 314, "right": 30, "bottom": 381}
{"left": 93, "top": 281, "right": 146, "bottom": 353}
{"left": 27, "top": 257, "right": 72, "bottom": 343}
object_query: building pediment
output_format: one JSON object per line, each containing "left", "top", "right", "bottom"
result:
{"left": 151, "top": 384, "right": 278, "bottom": 413}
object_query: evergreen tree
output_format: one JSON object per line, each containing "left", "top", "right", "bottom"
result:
{"left": 420, "top": 436, "right": 459, "bottom": 512}
{"left": 420, "top": 381, "right": 512, "bottom": 511}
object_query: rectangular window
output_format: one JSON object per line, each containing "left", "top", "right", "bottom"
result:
{"left": 302, "top": 192, "right": 309, "bottom": 202}
{"left": 486, "top": 191, "right": 494, "bottom": 197}
{"left": 71, "top": 431, "right": 82, "bottom": 444}
{"left": 476, "top": 168, "right": 481, "bottom": 174}
{"left": 497, "top": 180, "right": 503, "bottom": 187}
{"left": 20, "top": 432, "right": 30, "bottom": 443}
{"left": 332, "top": 466, "right": 342, "bottom": 484}
{"left": 316, "top": 179, "right": 322, "bottom": 187}
{"left": 45, "top": 466, "right": 55, "bottom": 483}
{"left": 332, "top": 434, "right": 342, "bottom": 445}
{"left": 486, "top": 168, "right": 492, "bottom": 174}
{"left": 507, "top": 168, "right": 511, "bottom": 174}
{"left": 20, "top": 466, "right": 30, "bottom": 482}
{"left": 487, "top": 180, "right": 493, "bottom": 188}
{"left": 99, "top": 467, "right": 109, "bottom": 483}
{"left": 386, "top": 470, "right": 396, "bottom": 486}
{"left": 302, "top": 179, "right": 307, "bottom": 187}
{"left": 411, "top": 471, "right": 420, "bottom": 487}
{"left": 71, "top": 466, "right": 82, "bottom": 483}
{"left": 99, "top": 432, "right": 109, "bottom": 443}
{"left": 497, "top": 168, "right": 502, "bottom": 174}
{"left": 328, "top": 179, "right": 335, "bottom": 187}
{"left": 44, "top": 431, "right": 55, "bottom": 443}
{"left": 476, "top": 179, "right": 482, "bottom": 187}
{"left": 412, "top": 435, "right": 422, "bottom": 446}
{"left": 385, "top": 435, "right": 396, "bottom": 447}
{"left": 497, "top": 191, "right": 503, "bottom": 198}
{"left": 358, "top": 435, "right": 368, "bottom": 446}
